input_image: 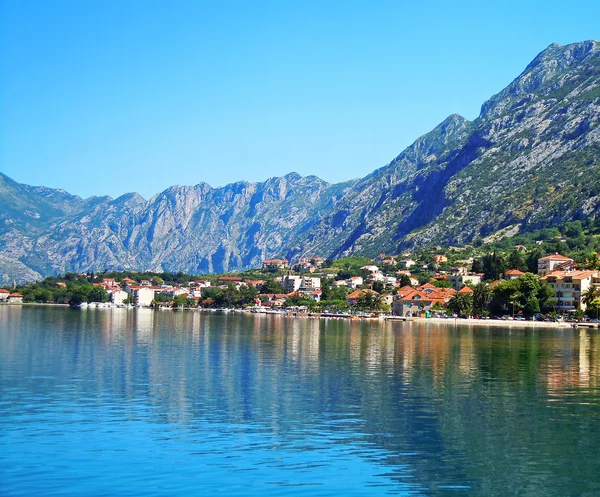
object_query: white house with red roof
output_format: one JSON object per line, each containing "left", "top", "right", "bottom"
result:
{"left": 541, "top": 270, "right": 600, "bottom": 311}
{"left": 7, "top": 292, "right": 23, "bottom": 304}
{"left": 538, "top": 254, "right": 575, "bottom": 275}
{"left": 0, "top": 289, "right": 9, "bottom": 302}
{"left": 505, "top": 269, "right": 525, "bottom": 280}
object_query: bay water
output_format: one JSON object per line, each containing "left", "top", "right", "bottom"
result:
{"left": 1, "top": 306, "right": 600, "bottom": 496}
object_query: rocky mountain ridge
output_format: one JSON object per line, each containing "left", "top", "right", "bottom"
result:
{"left": 2, "top": 40, "right": 600, "bottom": 284}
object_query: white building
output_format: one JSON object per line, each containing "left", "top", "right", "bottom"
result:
{"left": 447, "top": 273, "right": 483, "bottom": 290}
{"left": 110, "top": 290, "right": 129, "bottom": 305}
{"left": 538, "top": 254, "right": 575, "bottom": 275}
{"left": 347, "top": 276, "right": 363, "bottom": 288}
{"left": 360, "top": 265, "right": 380, "bottom": 273}
{"left": 399, "top": 259, "right": 416, "bottom": 269}
{"left": 300, "top": 277, "right": 321, "bottom": 290}
{"left": 127, "top": 286, "right": 161, "bottom": 307}
{"left": 541, "top": 270, "right": 600, "bottom": 312}
{"left": 283, "top": 275, "right": 303, "bottom": 293}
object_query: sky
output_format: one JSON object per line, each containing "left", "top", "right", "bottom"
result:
{"left": 1, "top": 0, "right": 599, "bottom": 200}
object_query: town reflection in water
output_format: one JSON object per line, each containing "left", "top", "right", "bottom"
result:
{"left": 2, "top": 306, "right": 600, "bottom": 495}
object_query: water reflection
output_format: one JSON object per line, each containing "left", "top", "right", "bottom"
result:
{"left": 1, "top": 307, "right": 600, "bottom": 496}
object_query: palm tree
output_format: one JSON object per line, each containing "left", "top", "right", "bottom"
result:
{"left": 473, "top": 282, "right": 491, "bottom": 314}
{"left": 582, "top": 286, "right": 600, "bottom": 307}
{"left": 447, "top": 293, "right": 473, "bottom": 317}
{"left": 582, "top": 286, "right": 600, "bottom": 318}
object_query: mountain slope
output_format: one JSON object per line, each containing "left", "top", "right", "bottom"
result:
{"left": 287, "top": 40, "right": 600, "bottom": 258}
{"left": 2, "top": 40, "right": 600, "bottom": 284}
{"left": 0, "top": 173, "right": 355, "bottom": 283}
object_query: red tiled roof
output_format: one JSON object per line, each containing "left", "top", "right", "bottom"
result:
{"left": 0, "top": 289, "right": 10, "bottom": 293}
{"left": 458, "top": 286, "right": 474, "bottom": 294}
{"left": 506, "top": 269, "right": 525, "bottom": 275}
{"left": 538, "top": 254, "right": 573, "bottom": 261}
{"left": 347, "top": 289, "right": 379, "bottom": 299}
{"left": 541, "top": 270, "right": 598, "bottom": 280}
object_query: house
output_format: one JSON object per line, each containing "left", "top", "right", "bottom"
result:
{"left": 447, "top": 273, "right": 483, "bottom": 290}
{"left": 360, "top": 265, "right": 380, "bottom": 273}
{"left": 417, "top": 283, "right": 438, "bottom": 294}
{"left": 293, "top": 257, "right": 325, "bottom": 272}
{"left": 367, "top": 272, "right": 386, "bottom": 282}
{"left": 399, "top": 259, "right": 416, "bottom": 269}
{"left": 538, "top": 254, "right": 575, "bottom": 275}
{"left": 126, "top": 286, "right": 162, "bottom": 307}
{"left": 346, "top": 276, "right": 363, "bottom": 288}
{"left": 7, "top": 293, "right": 23, "bottom": 304}
{"left": 505, "top": 269, "right": 525, "bottom": 280}
{"left": 309, "top": 290, "right": 323, "bottom": 302}
{"left": 433, "top": 255, "right": 448, "bottom": 264}
{"left": 396, "top": 271, "right": 420, "bottom": 287}
{"left": 299, "top": 277, "right": 321, "bottom": 291}
{"left": 380, "top": 293, "right": 394, "bottom": 307}
{"left": 0, "top": 289, "right": 9, "bottom": 302}
{"left": 262, "top": 258, "right": 289, "bottom": 270}
{"left": 541, "top": 270, "right": 599, "bottom": 312}
{"left": 346, "top": 289, "right": 379, "bottom": 306}
{"left": 245, "top": 280, "right": 264, "bottom": 290}
{"left": 392, "top": 290, "right": 432, "bottom": 316}
{"left": 282, "top": 275, "right": 303, "bottom": 293}
{"left": 110, "top": 290, "right": 129, "bottom": 305}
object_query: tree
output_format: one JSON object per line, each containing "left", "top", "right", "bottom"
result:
{"left": 372, "top": 281, "right": 384, "bottom": 293}
{"left": 284, "top": 294, "right": 316, "bottom": 308}
{"left": 355, "top": 292, "right": 384, "bottom": 312}
{"left": 68, "top": 286, "right": 90, "bottom": 307}
{"left": 399, "top": 274, "right": 413, "bottom": 288}
{"left": 261, "top": 279, "right": 285, "bottom": 294}
{"left": 447, "top": 293, "right": 473, "bottom": 317}
{"left": 526, "top": 247, "right": 544, "bottom": 274}
{"left": 586, "top": 297, "right": 600, "bottom": 319}
{"left": 89, "top": 286, "right": 109, "bottom": 303}
{"left": 507, "top": 249, "right": 527, "bottom": 271}
{"left": 490, "top": 273, "right": 554, "bottom": 317}
{"left": 481, "top": 251, "right": 506, "bottom": 280}
{"left": 472, "top": 282, "right": 491, "bottom": 314}
{"left": 582, "top": 286, "right": 600, "bottom": 308}
{"left": 471, "top": 258, "right": 484, "bottom": 274}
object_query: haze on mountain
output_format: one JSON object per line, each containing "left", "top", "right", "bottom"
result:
{"left": 1, "top": 41, "right": 600, "bottom": 285}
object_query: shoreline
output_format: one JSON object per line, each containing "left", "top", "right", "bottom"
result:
{"left": 421, "top": 317, "right": 574, "bottom": 328}
{"left": 2, "top": 304, "right": 589, "bottom": 329}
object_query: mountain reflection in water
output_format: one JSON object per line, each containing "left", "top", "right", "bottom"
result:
{"left": 1, "top": 307, "right": 599, "bottom": 496}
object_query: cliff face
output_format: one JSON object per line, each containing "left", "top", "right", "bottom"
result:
{"left": 0, "top": 172, "right": 354, "bottom": 283}
{"left": 289, "top": 40, "right": 600, "bottom": 257}
{"left": 2, "top": 41, "right": 600, "bottom": 284}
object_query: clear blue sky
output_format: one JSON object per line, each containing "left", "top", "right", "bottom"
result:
{"left": 1, "top": 0, "right": 598, "bottom": 199}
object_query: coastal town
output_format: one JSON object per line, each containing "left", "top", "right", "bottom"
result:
{"left": 3, "top": 245, "right": 600, "bottom": 324}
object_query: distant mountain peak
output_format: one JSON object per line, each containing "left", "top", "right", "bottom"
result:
{"left": 480, "top": 40, "right": 600, "bottom": 119}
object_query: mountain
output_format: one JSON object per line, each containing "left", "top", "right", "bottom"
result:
{"left": 289, "top": 40, "right": 600, "bottom": 257}
{"left": 2, "top": 40, "right": 600, "bottom": 284}
{"left": 0, "top": 171, "right": 354, "bottom": 283}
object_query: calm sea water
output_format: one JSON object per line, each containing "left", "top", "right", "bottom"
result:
{"left": 1, "top": 307, "right": 600, "bottom": 496}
